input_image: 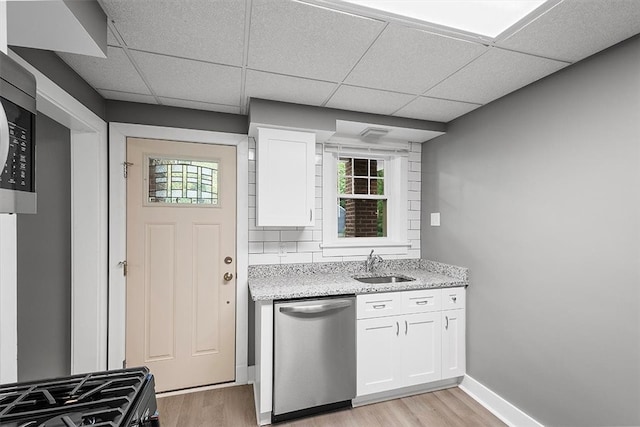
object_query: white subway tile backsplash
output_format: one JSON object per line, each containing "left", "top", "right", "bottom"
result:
{"left": 248, "top": 139, "right": 424, "bottom": 266}
{"left": 249, "top": 253, "right": 280, "bottom": 265}
{"left": 408, "top": 210, "right": 420, "bottom": 220}
{"left": 281, "top": 252, "right": 313, "bottom": 264}
{"left": 249, "top": 242, "right": 264, "bottom": 253}
{"left": 281, "top": 230, "right": 313, "bottom": 241}
{"left": 408, "top": 171, "right": 421, "bottom": 182}
{"left": 408, "top": 190, "right": 421, "bottom": 201}
{"left": 297, "top": 241, "right": 321, "bottom": 252}
{"left": 249, "top": 230, "right": 280, "bottom": 242}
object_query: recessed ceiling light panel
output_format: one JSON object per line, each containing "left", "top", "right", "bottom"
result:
{"left": 335, "top": 0, "right": 547, "bottom": 38}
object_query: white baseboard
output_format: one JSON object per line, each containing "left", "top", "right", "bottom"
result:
{"left": 459, "top": 375, "right": 543, "bottom": 427}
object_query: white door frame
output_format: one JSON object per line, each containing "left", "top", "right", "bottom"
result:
{"left": 2, "top": 50, "right": 109, "bottom": 378}
{"left": 108, "top": 123, "right": 249, "bottom": 384}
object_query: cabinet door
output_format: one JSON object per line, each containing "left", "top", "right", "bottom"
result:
{"left": 357, "top": 316, "right": 402, "bottom": 396}
{"left": 442, "top": 309, "right": 466, "bottom": 379}
{"left": 401, "top": 312, "right": 442, "bottom": 386}
{"left": 256, "top": 127, "right": 315, "bottom": 227}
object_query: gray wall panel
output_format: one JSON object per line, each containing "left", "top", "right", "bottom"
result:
{"left": 421, "top": 35, "right": 640, "bottom": 426}
{"left": 106, "top": 100, "right": 248, "bottom": 134}
{"left": 10, "top": 46, "right": 106, "bottom": 120}
{"left": 17, "top": 113, "right": 72, "bottom": 381}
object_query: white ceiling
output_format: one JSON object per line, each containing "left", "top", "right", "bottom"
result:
{"left": 54, "top": 0, "right": 640, "bottom": 123}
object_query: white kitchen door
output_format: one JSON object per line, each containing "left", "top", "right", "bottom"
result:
{"left": 125, "top": 137, "right": 236, "bottom": 392}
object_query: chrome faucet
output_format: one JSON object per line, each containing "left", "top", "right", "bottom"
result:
{"left": 365, "top": 249, "right": 383, "bottom": 272}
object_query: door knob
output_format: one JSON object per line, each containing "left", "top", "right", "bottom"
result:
{"left": 223, "top": 272, "right": 234, "bottom": 281}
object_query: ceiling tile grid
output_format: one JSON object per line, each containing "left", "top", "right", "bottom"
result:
{"left": 497, "top": 0, "right": 640, "bottom": 63}
{"left": 345, "top": 23, "right": 488, "bottom": 94}
{"left": 394, "top": 96, "right": 482, "bottom": 122}
{"left": 53, "top": 0, "right": 640, "bottom": 123}
{"left": 244, "top": 70, "right": 338, "bottom": 107}
{"left": 247, "top": 0, "right": 386, "bottom": 82}
{"left": 131, "top": 50, "right": 243, "bottom": 106}
{"left": 58, "top": 46, "right": 151, "bottom": 95}
{"left": 101, "top": 0, "right": 246, "bottom": 66}
{"left": 325, "top": 85, "right": 415, "bottom": 116}
{"left": 424, "top": 47, "right": 569, "bottom": 104}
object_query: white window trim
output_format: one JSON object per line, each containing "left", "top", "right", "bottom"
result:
{"left": 322, "top": 145, "right": 409, "bottom": 257}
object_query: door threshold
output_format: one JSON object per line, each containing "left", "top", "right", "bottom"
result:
{"left": 156, "top": 381, "right": 236, "bottom": 398}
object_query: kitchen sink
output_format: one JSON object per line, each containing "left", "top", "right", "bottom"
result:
{"left": 354, "top": 275, "right": 415, "bottom": 284}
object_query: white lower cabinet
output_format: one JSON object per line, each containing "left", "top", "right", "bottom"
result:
{"left": 356, "top": 288, "right": 465, "bottom": 397}
{"left": 442, "top": 308, "right": 466, "bottom": 379}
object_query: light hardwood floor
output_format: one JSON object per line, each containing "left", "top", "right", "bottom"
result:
{"left": 157, "top": 385, "right": 506, "bottom": 427}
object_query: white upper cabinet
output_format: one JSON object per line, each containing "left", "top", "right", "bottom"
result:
{"left": 256, "top": 127, "right": 316, "bottom": 227}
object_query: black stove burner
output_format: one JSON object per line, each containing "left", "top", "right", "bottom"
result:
{"left": 0, "top": 367, "right": 159, "bottom": 427}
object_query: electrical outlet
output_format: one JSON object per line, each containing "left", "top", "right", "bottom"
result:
{"left": 278, "top": 242, "right": 287, "bottom": 256}
{"left": 430, "top": 212, "right": 441, "bottom": 226}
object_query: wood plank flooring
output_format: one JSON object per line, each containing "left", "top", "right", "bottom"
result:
{"left": 157, "top": 385, "right": 506, "bottom": 427}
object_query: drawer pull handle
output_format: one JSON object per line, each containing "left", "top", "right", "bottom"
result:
{"left": 372, "top": 304, "right": 386, "bottom": 309}
{"left": 416, "top": 300, "right": 429, "bottom": 305}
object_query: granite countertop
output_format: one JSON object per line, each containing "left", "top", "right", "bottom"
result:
{"left": 248, "top": 259, "right": 468, "bottom": 301}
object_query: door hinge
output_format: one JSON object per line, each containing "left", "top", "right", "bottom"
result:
{"left": 122, "top": 161, "right": 133, "bottom": 178}
{"left": 117, "top": 260, "right": 128, "bottom": 276}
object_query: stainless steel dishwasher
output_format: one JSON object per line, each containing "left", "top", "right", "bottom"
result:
{"left": 273, "top": 295, "right": 356, "bottom": 423}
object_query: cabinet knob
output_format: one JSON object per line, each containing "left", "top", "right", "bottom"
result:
{"left": 451, "top": 296, "right": 457, "bottom": 303}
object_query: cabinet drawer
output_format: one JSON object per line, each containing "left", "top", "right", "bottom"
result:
{"left": 441, "top": 287, "right": 466, "bottom": 310}
{"left": 401, "top": 289, "right": 441, "bottom": 313}
{"left": 357, "top": 292, "right": 401, "bottom": 319}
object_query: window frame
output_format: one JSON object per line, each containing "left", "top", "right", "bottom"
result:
{"left": 322, "top": 144, "right": 409, "bottom": 257}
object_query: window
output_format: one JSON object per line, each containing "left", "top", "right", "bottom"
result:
{"left": 147, "top": 157, "right": 219, "bottom": 205}
{"left": 338, "top": 157, "right": 386, "bottom": 238}
{"left": 323, "top": 143, "right": 409, "bottom": 256}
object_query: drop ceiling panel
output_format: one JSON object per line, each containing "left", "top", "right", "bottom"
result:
{"left": 58, "top": 46, "right": 151, "bottom": 94}
{"left": 98, "top": 89, "right": 157, "bottom": 104}
{"left": 346, "top": 24, "right": 487, "bottom": 94}
{"left": 425, "top": 48, "right": 568, "bottom": 104}
{"left": 107, "top": 27, "right": 119, "bottom": 47}
{"left": 394, "top": 97, "right": 481, "bottom": 122}
{"left": 326, "top": 85, "right": 415, "bottom": 116}
{"left": 101, "top": 0, "right": 245, "bottom": 66}
{"left": 158, "top": 98, "right": 241, "bottom": 115}
{"left": 248, "top": 0, "right": 385, "bottom": 81}
{"left": 245, "top": 70, "right": 338, "bottom": 106}
{"left": 131, "top": 50, "right": 242, "bottom": 106}
{"left": 498, "top": 0, "right": 640, "bottom": 62}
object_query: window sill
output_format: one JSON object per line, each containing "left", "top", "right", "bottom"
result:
{"left": 320, "top": 240, "right": 411, "bottom": 257}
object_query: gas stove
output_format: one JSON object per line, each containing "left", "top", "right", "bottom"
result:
{"left": 0, "top": 367, "right": 159, "bottom": 427}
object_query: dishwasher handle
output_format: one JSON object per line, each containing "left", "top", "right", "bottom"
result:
{"left": 279, "top": 299, "right": 353, "bottom": 315}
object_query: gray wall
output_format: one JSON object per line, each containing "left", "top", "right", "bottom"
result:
{"left": 421, "top": 35, "right": 640, "bottom": 427}
{"left": 106, "top": 100, "right": 248, "bottom": 134}
{"left": 17, "top": 114, "right": 72, "bottom": 381}
{"left": 11, "top": 46, "right": 106, "bottom": 120}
